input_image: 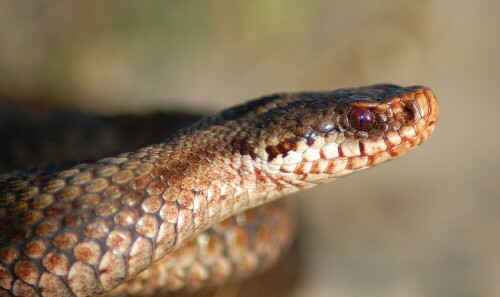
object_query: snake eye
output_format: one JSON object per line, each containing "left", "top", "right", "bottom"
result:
{"left": 348, "top": 108, "right": 376, "bottom": 131}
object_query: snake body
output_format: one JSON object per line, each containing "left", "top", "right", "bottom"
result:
{"left": 0, "top": 84, "right": 439, "bottom": 296}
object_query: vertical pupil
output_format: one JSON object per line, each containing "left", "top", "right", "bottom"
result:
{"left": 359, "top": 115, "right": 366, "bottom": 126}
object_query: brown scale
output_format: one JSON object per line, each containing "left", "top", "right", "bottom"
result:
{"left": 0, "top": 84, "right": 438, "bottom": 296}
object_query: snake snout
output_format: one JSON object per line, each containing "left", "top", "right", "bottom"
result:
{"left": 424, "top": 88, "right": 439, "bottom": 128}
{"left": 414, "top": 87, "right": 439, "bottom": 136}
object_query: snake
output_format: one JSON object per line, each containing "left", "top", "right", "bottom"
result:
{"left": 0, "top": 84, "right": 439, "bottom": 297}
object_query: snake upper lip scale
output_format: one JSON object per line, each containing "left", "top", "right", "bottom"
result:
{"left": 0, "top": 84, "right": 439, "bottom": 297}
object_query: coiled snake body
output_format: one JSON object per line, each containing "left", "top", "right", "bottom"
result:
{"left": 0, "top": 84, "right": 439, "bottom": 296}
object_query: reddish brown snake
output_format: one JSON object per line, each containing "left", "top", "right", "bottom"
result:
{"left": 0, "top": 84, "right": 439, "bottom": 296}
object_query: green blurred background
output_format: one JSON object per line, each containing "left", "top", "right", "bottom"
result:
{"left": 1, "top": 1, "right": 499, "bottom": 296}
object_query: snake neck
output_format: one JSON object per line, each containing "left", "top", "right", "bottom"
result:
{"left": 150, "top": 123, "right": 325, "bottom": 238}
{"left": 149, "top": 126, "right": 273, "bottom": 223}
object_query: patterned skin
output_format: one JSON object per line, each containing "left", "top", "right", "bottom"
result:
{"left": 0, "top": 84, "right": 438, "bottom": 296}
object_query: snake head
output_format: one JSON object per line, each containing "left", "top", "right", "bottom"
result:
{"left": 229, "top": 84, "right": 439, "bottom": 179}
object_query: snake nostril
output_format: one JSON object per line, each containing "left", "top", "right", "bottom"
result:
{"left": 403, "top": 107, "right": 415, "bottom": 121}
{"left": 394, "top": 105, "right": 415, "bottom": 123}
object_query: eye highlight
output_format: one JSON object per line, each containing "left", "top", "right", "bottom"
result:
{"left": 348, "top": 108, "right": 376, "bottom": 131}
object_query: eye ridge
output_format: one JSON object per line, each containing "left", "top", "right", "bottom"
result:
{"left": 348, "top": 107, "right": 376, "bottom": 131}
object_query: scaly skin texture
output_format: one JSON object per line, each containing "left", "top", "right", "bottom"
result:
{"left": 103, "top": 199, "right": 297, "bottom": 296}
{"left": 0, "top": 84, "right": 439, "bottom": 296}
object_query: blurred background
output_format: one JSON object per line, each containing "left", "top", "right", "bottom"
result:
{"left": 0, "top": 1, "right": 498, "bottom": 296}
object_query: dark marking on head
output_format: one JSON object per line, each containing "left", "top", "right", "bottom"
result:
{"left": 265, "top": 137, "right": 303, "bottom": 162}
{"left": 240, "top": 141, "right": 251, "bottom": 156}
{"left": 359, "top": 141, "right": 366, "bottom": 156}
